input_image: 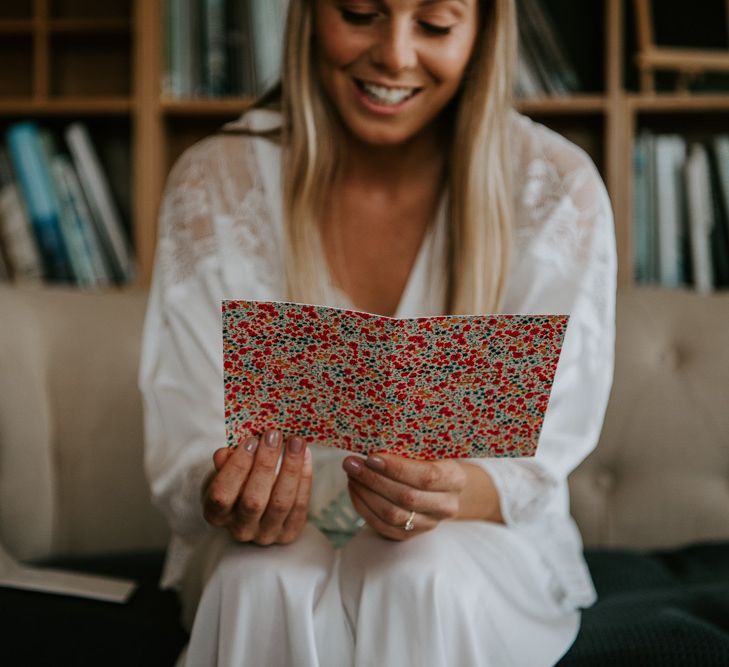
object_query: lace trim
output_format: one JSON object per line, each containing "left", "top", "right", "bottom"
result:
{"left": 156, "top": 134, "right": 280, "bottom": 293}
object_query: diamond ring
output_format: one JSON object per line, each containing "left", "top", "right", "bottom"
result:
{"left": 404, "top": 510, "right": 416, "bottom": 532}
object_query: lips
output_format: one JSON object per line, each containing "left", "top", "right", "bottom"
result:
{"left": 354, "top": 78, "right": 422, "bottom": 106}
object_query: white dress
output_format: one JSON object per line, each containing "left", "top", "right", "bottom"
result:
{"left": 139, "top": 109, "right": 616, "bottom": 666}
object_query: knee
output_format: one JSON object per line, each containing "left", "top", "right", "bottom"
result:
{"left": 340, "top": 528, "right": 465, "bottom": 611}
{"left": 211, "top": 523, "right": 334, "bottom": 591}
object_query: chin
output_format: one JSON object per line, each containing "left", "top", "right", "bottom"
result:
{"left": 343, "top": 116, "right": 424, "bottom": 148}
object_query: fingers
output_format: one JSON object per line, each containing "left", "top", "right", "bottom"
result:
{"left": 361, "top": 452, "right": 467, "bottom": 493}
{"left": 280, "top": 447, "right": 313, "bottom": 543}
{"left": 256, "top": 436, "right": 308, "bottom": 544}
{"left": 231, "top": 429, "right": 284, "bottom": 540}
{"left": 342, "top": 456, "right": 458, "bottom": 520}
{"left": 203, "top": 437, "right": 259, "bottom": 526}
{"left": 213, "top": 447, "right": 233, "bottom": 471}
{"left": 348, "top": 477, "right": 438, "bottom": 531}
{"left": 348, "top": 480, "right": 435, "bottom": 540}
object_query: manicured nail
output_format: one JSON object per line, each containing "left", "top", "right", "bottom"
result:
{"left": 343, "top": 458, "right": 363, "bottom": 475}
{"left": 244, "top": 437, "right": 258, "bottom": 454}
{"left": 366, "top": 455, "right": 385, "bottom": 471}
{"left": 288, "top": 436, "right": 304, "bottom": 455}
{"left": 264, "top": 429, "right": 280, "bottom": 448}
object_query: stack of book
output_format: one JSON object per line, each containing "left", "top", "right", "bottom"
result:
{"left": 515, "top": 0, "right": 581, "bottom": 97}
{"left": 163, "top": 0, "right": 288, "bottom": 98}
{"left": 634, "top": 132, "right": 729, "bottom": 292}
{"left": 0, "top": 122, "right": 134, "bottom": 288}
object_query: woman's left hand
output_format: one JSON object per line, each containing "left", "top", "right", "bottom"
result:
{"left": 342, "top": 452, "right": 467, "bottom": 540}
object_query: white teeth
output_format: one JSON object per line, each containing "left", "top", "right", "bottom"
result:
{"left": 360, "top": 81, "right": 416, "bottom": 105}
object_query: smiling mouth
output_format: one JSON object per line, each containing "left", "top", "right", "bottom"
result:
{"left": 354, "top": 78, "right": 422, "bottom": 106}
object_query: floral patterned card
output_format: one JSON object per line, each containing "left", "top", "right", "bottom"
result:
{"left": 222, "top": 301, "right": 568, "bottom": 460}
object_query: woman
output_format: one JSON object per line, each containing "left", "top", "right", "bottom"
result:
{"left": 140, "top": 0, "right": 616, "bottom": 664}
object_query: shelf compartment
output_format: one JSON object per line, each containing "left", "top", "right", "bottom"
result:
{"left": 49, "top": 33, "right": 132, "bottom": 98}
{"left": 0, "top": 35, "right": 33, "bottom": 99}
{"left": 0, "top": 0, "right": 32, "bottom": 20}
{"left": 50, "top": 0, "right": 131, "bottom": 20}
{"left": 49, "top": 18, "right": 132, "bottom": 35}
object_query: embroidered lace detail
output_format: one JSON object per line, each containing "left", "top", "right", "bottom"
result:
{"left": 511, "top": 116, "right": 611, "bottom": 268}
{"left": 155, "top": 133, "right": 279, "bottom": 292}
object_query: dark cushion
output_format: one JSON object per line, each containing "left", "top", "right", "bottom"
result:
{"left": 0, "top": 551, "right": 187, "bottom": 667}
{"left": 559, "top": 542, "right": 729, "bottom": 666}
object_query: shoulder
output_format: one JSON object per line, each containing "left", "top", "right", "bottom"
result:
{"left": 167, "top": 109, "right": 282, "bottom": 191}
{"left": 508, "top": 110, "right": 613, "bottom": 259}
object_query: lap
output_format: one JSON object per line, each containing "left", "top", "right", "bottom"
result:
{"left": 181, "top": 521, "right": 579, "bottom": 666}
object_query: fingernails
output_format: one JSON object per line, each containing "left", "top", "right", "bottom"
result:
{"left": 343, "top": 457, "right": 363, "bottom": 475}
{"left": 264, "top": 429, "right": 280, "bottom": 448}
{"left": 243, "top": 436, "right": 258, "bottom": 454}
{"left": 366, "top": 455, "right": 385, "bottom": 471}
{"left": 288, "top": 436, "right": 304, "bottom": 455}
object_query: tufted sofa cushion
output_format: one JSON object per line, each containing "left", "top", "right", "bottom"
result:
{"left": 569, "top": 288, "right": 729, "bottom": 549}
{"left": 0, "top": 286, "right": 169, "bottom": 561}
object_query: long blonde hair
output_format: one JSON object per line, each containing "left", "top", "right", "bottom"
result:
{"left": 250, "top": 0, "right": 516, "bottom": 315}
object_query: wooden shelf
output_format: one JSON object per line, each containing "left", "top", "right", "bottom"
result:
{"left": 160, "top": 98, "right": 254, "bottom": 116}
{"left": 0, "top": 97, "right": 133, "bottom": 116}
{"left": 516, "top": 95, "right": 608, "bottom": 115}
{"left": 629, "top": 94, "right": 729, "bottom": 113}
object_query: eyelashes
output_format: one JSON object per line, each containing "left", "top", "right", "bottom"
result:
{"left": 338, "top": 9, "right": 454, "bottom": 36}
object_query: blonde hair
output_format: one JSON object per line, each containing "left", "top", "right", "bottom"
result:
{"left": 253, "top": 0, "right": 516, "bottom": 315}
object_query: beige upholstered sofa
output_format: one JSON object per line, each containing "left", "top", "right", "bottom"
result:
{"left": 1, "top": 285, "right": 728, "bottom": 665}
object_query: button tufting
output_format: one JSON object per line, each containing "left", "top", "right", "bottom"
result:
{"left": 595, "top": 468, "right": 615, "bottom": 492}
{"left": 660, "top": 347, "right": 682, "bottom": 370}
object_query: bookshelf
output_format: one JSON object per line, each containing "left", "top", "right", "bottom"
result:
{"left": 1, "top": 0, "right": 728, "bottom": 289}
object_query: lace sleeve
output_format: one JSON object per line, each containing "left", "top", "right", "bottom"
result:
{"left": 139, "top": 133, "right": 276, "bottom": 581}
{"left": 472, "top": 117, "right": 617, "bottom": 526}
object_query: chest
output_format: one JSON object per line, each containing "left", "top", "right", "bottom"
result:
{"left": 321, "top": 192, "right": 437, "bottom": 317}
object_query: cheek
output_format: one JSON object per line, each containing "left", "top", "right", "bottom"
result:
{"left": 315, "top": 12, "right": 366, "bottom": 69}
{"left": 423, "top": 49, "right": 472, "bottom": 87}
{"left": 421, "top": 32, "right": 478, "bottom": 87}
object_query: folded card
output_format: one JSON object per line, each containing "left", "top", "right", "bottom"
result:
{"left": 222, "top": 301, "right": 568, "bottom": 460}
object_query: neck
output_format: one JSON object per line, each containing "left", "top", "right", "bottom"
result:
{"left": 339, "top": 123, "right": 447, "bottom": 192}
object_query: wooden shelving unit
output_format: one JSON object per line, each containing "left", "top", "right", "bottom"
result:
{"left": 1, "top": 0, "right": 728, "bottom": 288}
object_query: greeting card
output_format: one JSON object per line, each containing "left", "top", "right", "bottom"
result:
{"left": 222, "top": 301, "right": 568, "bottom": 460}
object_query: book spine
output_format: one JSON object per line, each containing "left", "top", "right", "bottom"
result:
{"left": 5, "top": 122, "right": 72, "bottom": 282}
{"left": 685, "top": 143, "right": 715, "bottom": 293}
{"left": 0, "top": 148, "right": 43, "bottom": 283}
{"left": 50, "top": 153, "right": 104, "bottom": 288}
{"left": 202, "top": 0, "right": 227, "bottom": 96}
{"left": 65, "top": 122, "right": 134, "bottom": 283}
{"left": 41, "top": 131, "right": 93, "bottom": 287}
{"left": 57, "top": 156, "right": 112, "bottom": 286}
{"left": 249, "top": 0, "right": 285, "bottom": 93}
{"left": 655, "top": 135, "right": 686, "bottom": 288}
{"left": 632, "top": 134, "right": 650, "bottom": 283}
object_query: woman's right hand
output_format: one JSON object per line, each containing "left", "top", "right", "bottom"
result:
{"left": 201, "top": 429, "right": 312, "bottom": 546}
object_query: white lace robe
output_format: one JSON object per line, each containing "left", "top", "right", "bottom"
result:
{"left": 139, "top": 109, "right": 616, "bottom": 612}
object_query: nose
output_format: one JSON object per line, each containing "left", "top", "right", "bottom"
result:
{"left": 371, "top": 20, "right": 417, "bottom": 73}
